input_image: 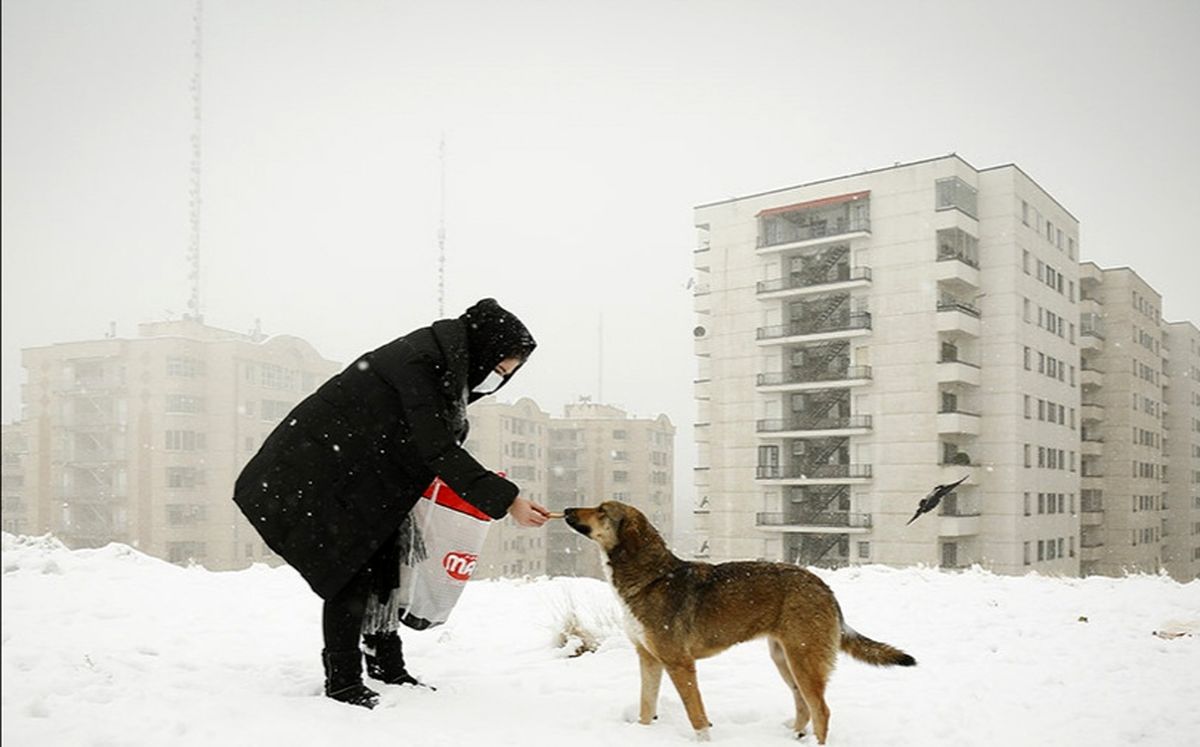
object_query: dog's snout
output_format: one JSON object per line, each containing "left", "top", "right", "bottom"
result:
{"left": 563, "top": 508, "right": 590, "bottom": 535}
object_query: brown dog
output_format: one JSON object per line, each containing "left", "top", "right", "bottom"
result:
{"left": 564, "top": 501, "right": 915, "bottom": 744}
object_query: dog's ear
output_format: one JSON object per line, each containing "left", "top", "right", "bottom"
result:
{"left": 612, "top": 503, "right": 646, "bottom": 554}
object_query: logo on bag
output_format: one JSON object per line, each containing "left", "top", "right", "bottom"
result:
{"left": 442, "top": 552, "right": 478, "bottom": 581}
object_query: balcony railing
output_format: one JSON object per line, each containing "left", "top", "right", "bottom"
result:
{"left": 938, "top": 407, "right": 980, "bottom": 417}
{"left": 1081, "top": 499, "right": 1104, "bottom": 513}
{"left": 757, "top": 312, "right": 872, "bottom": 340}
{"left": 939, "top": 357, "right": 980, "bottom": 368}
{"left": 755, "top": 464, "right": 873, "bottom": 480}
{"left": 937, "top": 299, "right": 981, "bottom": 318}
{"left": 757, "top": 217, "right": 871, "bottom": 249}
{"left": 756, "top": 415, "right": 873, "bottom": 433}
{"left": 1081, "top": 538, "right": 1105, "bottom": 549}
{"left": 757, "top": 366, "right": 872, "bottom": 387}
{"left": 756, "top": 267, "right": 872, "bottom": 294}
{"left": 756, "top": 512, "right": 872, "bottom": 528}
{"left": 936, "top": 246, "right": 980, "bottom": 268}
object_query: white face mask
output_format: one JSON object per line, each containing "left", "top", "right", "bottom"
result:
{"left": 472, "top": 369, "right": 506, "bottom": 395}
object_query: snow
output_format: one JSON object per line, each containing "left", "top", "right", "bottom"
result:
{"left": 3, "top": 533, "right": 1198, "bottom": 746}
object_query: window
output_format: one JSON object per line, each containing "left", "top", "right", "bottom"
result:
{"left": 165, "top": 394, "right": 205, "bottom": 414}
{"left": 1022, "top": 249, "right": 1031, "bottom": 274}
{"left": 1024, "top": 395, "right": 1031, "bottom": 419}
{"left": 613, "top": 471, "right": 629, "bottom": 483}
{"left": 1024, "top": 347, "right": 1031, "bottom": 370}
{"left": 166, "top": 357, "right": 204, "bottom": 378}
{"left": 165, "top": 430, "right": 205, "bottom": 451}
{"left": 1024, "top": 492, "right": 1031, "bottom": 516}
{"left": 612, "top": 429, "right": 627, "bottom": 440}
{"left": 935, "top": 177, "right": 978, "bottom": 218}
{"left": 260, "top": 400, "right": 292, "bottom": 422}
{"left": 1021, "top": 200, "right": 1030, "bottom": 226}
{"left": 858, "top": 542, "right": 870, "bottom": 560}
{"left": 1024, "top": 542, "right": 1031, "bottom": 566}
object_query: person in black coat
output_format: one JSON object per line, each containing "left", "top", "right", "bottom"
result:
{"left": 233, "top": 299, "right": 548, "bottom": 708}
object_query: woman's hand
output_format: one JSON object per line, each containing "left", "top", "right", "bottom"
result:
{"left": 507, "top": 496, "right": 551, "bottom": 527}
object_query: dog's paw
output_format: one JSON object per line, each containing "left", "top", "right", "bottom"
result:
{"left": 695, "top": 727, "right": 711, "bottom": 742}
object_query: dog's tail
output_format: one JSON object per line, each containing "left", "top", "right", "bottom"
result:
{"left": 839, "top": 625, "right": 916, "bottom": 666}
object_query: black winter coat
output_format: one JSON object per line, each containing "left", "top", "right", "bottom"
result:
{"left": 233, "top": 319, "right": 522, "bottom": 600}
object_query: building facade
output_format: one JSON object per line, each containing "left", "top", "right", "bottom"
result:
{"left": 463, "top": 397, "right": 552, "bottom": 579}
{"left": 692, "top": 155, "right": 1083, "bottom": 575}
{"left": 546, "top": 402, "right": 675, "bottom": 578}
{"left": 1077, "top": 265, "right": 1169, "bottom": 575}
{"left": 18, "top": 319, "right": 340, "bottom": 569}
{"left": 1163, "top": 320, "right": 1200, "bottom": 580}
{"left": 2, "top": 424, "right": 28, "bottom": 535}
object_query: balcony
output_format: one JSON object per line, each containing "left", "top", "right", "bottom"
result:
{"left": 937, "top": 464, "right": 978, "bottom": 487}
{"left": 756, "top": 463, "right": 873, "bottom": 484}
{"left": 757, "top": 366, "right": 872, "bottom": 392}
{"left": 1081, "top": 367, "right": 1103, "bottom": 389}
{"left": 1080, "top": 297, "right": 1102, "bottom": 318}
{"left": 935, "top": 251, "right": 981, "bottom": 292}
{"left": 756, "top": 415, "right": 873, "bottom": 438}
{"left": 1080, "top": 330, "right": 1105, "bottom": 352}
{"left": 936, "top": 301, "right": 981, "bottom": 337}
{"left": 756, "top": 267, "right": 872, "bottom": 300}
{"left": 756, "top": 312, "right": 872, "bottom": 345}
{"left": 1080, "top": 499, "right": 1104, "bottom": 526}
{"left": 1081, "top": 436, "right": 1104, "bottom": 457}
{"left": 936, "top": 358, "right": 981, "bottom": 387}
{"left": 937, "top": 409, "right": 981, "bottom": 436}
{"left": 1081, "top": 402, "right": 1105, "bottom": 422}
{"left": 756, "top": 194, "right": 872, "bottom": 254}
{"left": 755, "top": 512, "right": 872, "bottom": 533}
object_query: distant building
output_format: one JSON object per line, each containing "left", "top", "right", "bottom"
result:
{"left": 1077, "top": 264, "right": 1169, "bottom": 575}
{"left": 2, "top": 423, "right": 28, "bottom": 535}
{"left": 1163, "top": 320, "right": 1200, "bottom": 580}
{"left": 461, "top": 397, "right": 676, "bottom": 580}
{"left": 463, "top": 397, "right": 552, "bottom": 579}
{"left": 18, "top": 319, "right": 339, "bottom": 569}
{"left": 546, "top": 401, "right": 675, "bottom": 579}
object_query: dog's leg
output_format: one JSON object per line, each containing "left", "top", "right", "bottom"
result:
{"left": 782, "top": 644, "right": 831, "bottom": 745}
{"left": 769, "top": 638, "right": 809, "bottom": 736}
{"left": 665, "top": 660, "right": 711, "bottom": 740}
{"left": 635, "top": 644, "right": 664, "bottom": 725}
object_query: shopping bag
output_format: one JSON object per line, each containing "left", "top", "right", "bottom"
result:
{"left": 365, "top": 476, "right": 496, "bottom": 631}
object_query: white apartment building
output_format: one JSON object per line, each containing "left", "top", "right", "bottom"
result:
{"left": 463, "top": 397, "right": 551, "bottom": 579}
{"left": 18, "top": 319, "right": 340, "bottom": 569}
{"left": 1077, "top": 265, "right": 1168, "bottom": 575}
{"left": 692, "top": 155, "right": 1083, "bottom": 575}
{"left": 1164, "top": 320, "right": 1200, "bottom": 580}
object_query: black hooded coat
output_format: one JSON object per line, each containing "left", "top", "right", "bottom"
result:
{"left": 233, "top": 300, "right": 536, "bottom": 600}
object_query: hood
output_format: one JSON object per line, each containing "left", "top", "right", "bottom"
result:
{"left": 458, "top": 298, "right": 537, "bottom": 393}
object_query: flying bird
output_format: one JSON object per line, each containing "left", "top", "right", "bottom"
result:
{"left": 906, "top": 475, "right": 969, "bottom": 525}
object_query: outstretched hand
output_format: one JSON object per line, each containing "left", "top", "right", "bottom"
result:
{"left": 508, "top": 496, "right": 551, "bottom": 527}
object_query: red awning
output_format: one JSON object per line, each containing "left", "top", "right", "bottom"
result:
{"left": 756, "top": 190, "right": 870, "bottom": 218}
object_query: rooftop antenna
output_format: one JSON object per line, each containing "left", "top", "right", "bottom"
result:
{"left": 437, "top": 133, "right": 446, "bottom": 317}
{"left": 185, "top": 0, "right": 204, "bottom": 323}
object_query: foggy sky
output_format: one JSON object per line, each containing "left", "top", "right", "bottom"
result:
{"left": 4, "top": 0, "right": 1200, "bottom": 517}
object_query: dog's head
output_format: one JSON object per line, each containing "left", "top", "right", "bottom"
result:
{"left": 563, "top": 501, "right": 652, "bottom": 556}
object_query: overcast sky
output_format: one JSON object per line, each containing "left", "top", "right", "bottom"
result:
{"left": 4, "top": 0, "right": 1199, "bottom": 516}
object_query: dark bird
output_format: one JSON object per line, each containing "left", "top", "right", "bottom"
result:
{"left": 906, "top": 475, "right": 969, "bottom": 525}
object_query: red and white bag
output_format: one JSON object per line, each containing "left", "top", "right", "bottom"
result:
{"left": 365, "top": 476, "right": 496, "bottom": 631}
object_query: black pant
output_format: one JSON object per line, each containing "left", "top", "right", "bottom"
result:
{"left": 322, "top": 562, "right": 374, "bottom": 652}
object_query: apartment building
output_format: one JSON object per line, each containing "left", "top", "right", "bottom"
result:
{"left": 1077, "top": 265, "right": 1169, "bottom": 575}
{"left": 2, "top": 424, "right": 28, "bottom": 535}
{"left": 1164, "top": 320, "right": 1200, "bottom": 580}
{"left": 546, "top": 401, "right": 676, "bottom": 578}
{"left": 463, "top": 397, "right": 551, "bottom": 579}
{"left": 692, "top": 155, "right": 1083, "bottom": 575}
{"left": 18, "top": 319, "right": 339, "bottom": 569}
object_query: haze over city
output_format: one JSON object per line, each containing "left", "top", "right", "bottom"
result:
{"left": 3, "top": 0, "right": 1199, "bottom": 522}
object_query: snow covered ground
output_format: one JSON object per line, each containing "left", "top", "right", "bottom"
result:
{"left": 2, "top": 533, "right": 1198, "bottom": 747}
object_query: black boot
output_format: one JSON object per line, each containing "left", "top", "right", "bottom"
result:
{"left": 322, "top": 649, "right": 380, "bottom": 708}
{"left": 363, "top": 632, "right": 432, "bottom": 689}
